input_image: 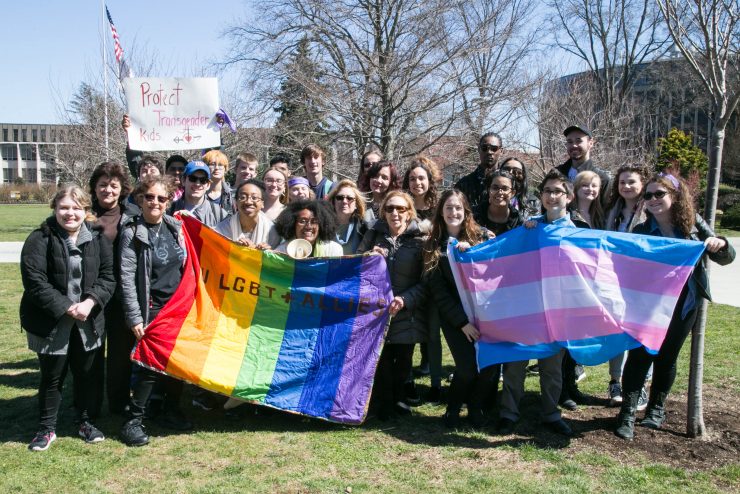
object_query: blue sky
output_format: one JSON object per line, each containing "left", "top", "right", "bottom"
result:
{"left": 0, "top": 1, "right": 247, "bottom": 124}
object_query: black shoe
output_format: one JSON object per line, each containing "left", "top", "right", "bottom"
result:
{"left": 78, "top": 421, "right": 105, "bottom": 443}
{"left": 497, "top": 418, "right": 516, "bottom": 435}
{"left": 559, "top": 398, "right": 578, "bottom": 411}
{"left": 155, "top": 409, "right": 193, "bottom": 431}
{"left": 443, "top": 409, "right": 460, "bottom": 429}
{"left": 191, "top": 394, "right": 220, "bottom": 411}
{"left": 569, "top": 387, "right": 591, "bottom": 405}
{"left": 28, "top": 430, "right": 56, "bottom": 452}
{"left": 615, "top": 391, "right": 640, "bottom": 440}
{"left": 544, "top": 419, "right": 573, "bottom": 437}
{"left": 404, "top": 382, "right": 421, "bottom": 406}
{"left": 425, "top": 386, "right": 443, "bottom": 405}
{"left": 120, "top": 418, "right": 149, "bottom": 447}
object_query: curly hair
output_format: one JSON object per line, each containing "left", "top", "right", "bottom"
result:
{"left": 132, "top": 175, "right": 178, "bottom": 206}
{"left": 423, "top": 189, "right": 485, "bottom": 274}
{"left": 573, "top": 171, "right": 605, "bottom": 229}
{"left": 402, "top": 157, "right": 440, "bottom": 211}
{"left": 359, "top": 160, "right": 401, "bottom": 193}
{"left": 88, "top": 161, "right": 133, "bottom": 208}
{"left": 326, "top": 179, "right": 366, "bottom": 221}
{"left": 605, "top": 163, "right": 651, "bottom": 211}
{"left": 274, "top": 199, "right": 338, "bottom": 242}
{"left": 645, "top": 174, "right": 695, "bottom": 237}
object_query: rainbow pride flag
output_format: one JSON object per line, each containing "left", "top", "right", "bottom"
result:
{"left": 448, "top": 224, "right": 706, "bottom": 367}
{"left": 132, "top": 214, "right": 392, "bottom": 424}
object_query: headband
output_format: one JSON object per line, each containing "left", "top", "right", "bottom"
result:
{"left": 288, "top": 177, "right": 310, "bottom": 188}
{"left": 658, "top": 172, "right": 680, "bottom": 189}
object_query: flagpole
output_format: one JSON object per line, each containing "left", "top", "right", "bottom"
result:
{"left": 102, "top": 1, "right": 110, "bottom": 160}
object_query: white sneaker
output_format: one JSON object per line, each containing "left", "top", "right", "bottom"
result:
{"left": 637, "top": 386, "right": 649, "bottom": 411}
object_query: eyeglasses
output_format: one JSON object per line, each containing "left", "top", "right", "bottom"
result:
{"left": 644, "top": 190, "right": 669, "bottom": 200}
{"left": 296, "top": 218, "right": 319, "bottom": 226}
{"left": 542, "top": 188, "right": 567, "bottom": 198}
{"left": 264, "top": 178, "right": 285, "bottom": 185}
{"left": 208, "top": 162, "right": 226, "bottom": 169}
{"left": 480, "top": 144, "right": 501, "bottom": 153}
{"left": 490, "top": 185, "right": 512, "bottom": 193}
{"left": 144, "top": 193, "right": 169, "bottom": 204}
{"left": 334, "top": 194, "right": 355, "bottom": 203}
{"left": 384, "top": 205, "right": 409, "bottom": 214}
{"left": 501, "top": 166, "right": 524, "bottom": 178}
{"left": 187, "top": 175, "right": 209, "bottom": 184}
{"left": 238, "top": 195, "right": 262, "bottom": 203}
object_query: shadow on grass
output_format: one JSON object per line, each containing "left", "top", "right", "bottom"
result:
{"left": 0, "top": 357, "right": 37, "bottom": 371}
{"left": 0, "top": 370, "right": 39, "bottom": 390}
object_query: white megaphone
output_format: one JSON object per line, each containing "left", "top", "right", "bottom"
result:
{"left": 286, "top": 238, "right": 312, "bottom": 259}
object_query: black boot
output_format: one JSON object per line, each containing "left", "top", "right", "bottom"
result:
{"left": 120, "top": 418, "right": 149, "bottom": 447}
{"left": 614, "top": 391, "right": 640, "bottom": 440}
{"left": 640, "top": 391, "right": 668, "bottom": 429}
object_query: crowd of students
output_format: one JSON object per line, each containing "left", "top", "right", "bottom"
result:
{"left": 19, "top": 123, "right": 735, "bottom": 451}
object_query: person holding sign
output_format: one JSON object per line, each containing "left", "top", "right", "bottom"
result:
{"left": 168, "top": 161, "right": 228, "bottom": 227}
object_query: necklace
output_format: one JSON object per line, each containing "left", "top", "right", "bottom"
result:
{"left": 149, "top": 222, "right": 163, "bottom": 240}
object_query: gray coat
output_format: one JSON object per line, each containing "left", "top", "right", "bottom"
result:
{"left": 118, "top": 215, "right": 186, "bottom": 329}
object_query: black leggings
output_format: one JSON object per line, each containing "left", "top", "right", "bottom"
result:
{"left": 622, "top": 286, "right": 697, "bottom": 397}
{"left": 441, "top": 321, "right": 499, "bottom": 413}
{"left": 37, "top": 329, "right": 100, "bottom": 431}
{"left": 373, "top": 343, "right": 414, "bottom": 411}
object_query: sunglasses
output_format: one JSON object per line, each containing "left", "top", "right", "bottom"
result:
{"left": 384, "top": 205, "right": 409, "bottom": 214}
{"left": 480, "top": 144, "right": 501, "bottom": 153}
{"left": 334, "top": 194, "right": 355, "bottom": 203}
{"left": 501, "top": 166, "right": 523, "bottom": 177}
{"left": 644, "top": 190, "right": 669, "bottom": 200}
{"left": 144, "top": 193, "right": 169, "bottom": 204}
{"left": 187, "top": 175, "right": 209, "bottom": 184}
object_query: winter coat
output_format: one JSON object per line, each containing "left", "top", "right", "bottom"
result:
{"left": 358, "top": 219, "right": 428, "bottom": 344}
{"left": 20, "top": 217, "right": 115, "bottom": 338}
{"left": 118, "top": 214, "right": 186, "bottom": 328}
{"left": 604, "top": 197, "right": 647, "bottom": 233}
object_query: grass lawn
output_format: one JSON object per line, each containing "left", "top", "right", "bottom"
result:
{"left": 0, "top": 204, "right": 50, "bottom": 242}
{"left": 0, "top": 263, "right": 738, "bottom": 493}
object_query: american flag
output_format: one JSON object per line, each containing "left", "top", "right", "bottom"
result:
{"left": 105, "top": 5, "right": 133, "bottom": 80}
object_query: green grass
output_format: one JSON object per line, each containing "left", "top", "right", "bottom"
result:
{"left": 0, "top": 263, "right": 738, "bottom": 493}
{"left": 0, "top": 204, "right": 50, "bottom": 242}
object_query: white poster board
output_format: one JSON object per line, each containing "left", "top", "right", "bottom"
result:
{"left": 123, "top": 77, "right": 221, "bottom": 151}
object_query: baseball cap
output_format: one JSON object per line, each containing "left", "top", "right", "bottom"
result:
{"left": 183, "top": 160, "right": 211, "bottom": 179}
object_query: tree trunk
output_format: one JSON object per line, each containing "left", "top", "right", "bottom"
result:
{"left": 686, "top": 127, "right": 725, "bottom": 439}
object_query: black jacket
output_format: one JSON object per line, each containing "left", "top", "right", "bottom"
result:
{"left": 633, "top": 214, "right": 735, "bottom": 303}
{"left": 20, "top": 217, "right": 115, "bottom": 338}
{"left": 358, "top": 219, "right": 428, "bottom": 344}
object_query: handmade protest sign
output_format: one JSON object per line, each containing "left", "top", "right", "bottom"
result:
{"left": 447, "top": 224, "right": 705, "bottom": 368}
{"left": 132, "top": 214, "right": 393, "bottom": 424}
{"left": 123, "top": 77, "right": 220, "bottom": 151}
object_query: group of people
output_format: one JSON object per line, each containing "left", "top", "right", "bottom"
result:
{"left": 19, "top": 123, "right": 734, "bottom": 452}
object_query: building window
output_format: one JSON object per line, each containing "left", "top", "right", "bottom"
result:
{"left": 21, "top": 129, "right": 27, "bottom": 142}
{"left": 32, "top": 129, "right": 38, "bottom": 142}
{"left": 41, "top": 129, "right": 46, "bottom": 141}
{"left": 20, "top": 144, "right": 34, "bottom": 161}
{"left": 1, "top": 144, "right": 17, "bottom": 160}
{"left": 13, "top": 129, "right": 19, "bottom": 141}
{"left": 51, "top": 129, "right": 56, "bottom": 142}
{"left": 2, "top": 129, "right": 7, "bottom": 141}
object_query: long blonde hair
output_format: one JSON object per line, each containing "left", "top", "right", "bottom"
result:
{"left": 573, "top": 171, "right": 604, "bottom": 228}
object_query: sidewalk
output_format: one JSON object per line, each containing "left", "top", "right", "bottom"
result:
{"left": 0, "top": 239, "right": 737, "bottom": 306}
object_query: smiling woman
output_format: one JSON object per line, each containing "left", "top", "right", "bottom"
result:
{"left": 274, "top": 200, "right": 343, "bottom": 257}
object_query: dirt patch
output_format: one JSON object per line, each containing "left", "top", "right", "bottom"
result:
{"left": 569, "top": 387, "right": 740, "bottom": 470}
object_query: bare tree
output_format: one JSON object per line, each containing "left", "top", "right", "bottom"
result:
{"left": 657, "top": 0, "right": 740, "bottom": 439}
{"left": 548, "top": 0, "right": 670, "bottom": 108}
{"left": 222, "top": 0, "right": 542, "bottom": 163}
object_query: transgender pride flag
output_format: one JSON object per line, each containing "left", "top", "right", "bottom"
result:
{"left": 448, "top": 224, "right": 706, "bottom": 368}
